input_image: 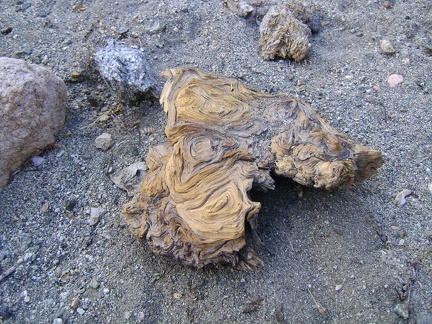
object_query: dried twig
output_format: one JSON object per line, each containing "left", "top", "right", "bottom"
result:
{"left": 0, "top": 258, "right": 23, "bottom": 283}
{"left": 307, "top": 287, "right": 326, "bottom": 315}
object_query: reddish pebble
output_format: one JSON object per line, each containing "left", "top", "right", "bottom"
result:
{"left": 383, "top": 1, "right": 392, "bottom": 9}
{"left": 387, "top": 74, "right": 403, "bottom": 87}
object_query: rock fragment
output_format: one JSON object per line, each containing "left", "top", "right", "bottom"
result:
{"left": 88, "top": 278, "right": 100, "bottom": 289}
{"left": 30, "top": 156, "right": 45, "bottom": 167}
{"left": 380, "top": 39, "right": 395, "bottom": 54}
{"left": 95, "top": 133, "right": 113, "bottom": 151}
{"left": 394, "top": 189, "right": 412, "bottom": 207}
{"left": 76, "top": 307, "right": 85, "bottom": 315}
{"left": 71, "top": 296, "right": 79, "bottom": 309}
{"left": 225, "top": 0, "right": 255, "bottom": 18}
{"left": 259, "top": 4, "right": 312, "bottom": 61}
{"left": 95, "top": 40, "right": 157, "bottom": 101}
{"left": 0, "top": 57, "right": 67, "bottom": 192}
{"left": 89, "top": 207, "right": 105, "bottom": 226}
{"left": 388, "top": 74, "right": 404, "bottom": 87}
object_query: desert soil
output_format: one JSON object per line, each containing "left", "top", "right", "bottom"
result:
{"left": 0, "top": 0, "right": 431, "bottom": 323}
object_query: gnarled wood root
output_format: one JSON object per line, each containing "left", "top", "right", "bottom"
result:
{"left": 121, "top": 67, "right": 383, "bottom": 268}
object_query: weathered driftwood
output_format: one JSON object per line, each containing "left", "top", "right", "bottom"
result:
{"left": 121, "top": 67, "right": 383, "bottom": 268}
{"left": 259, "top": 4, "right": 312, "bottom": 61}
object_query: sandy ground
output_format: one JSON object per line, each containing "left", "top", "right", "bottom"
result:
{"left": 0, "top": 0, "right": 431, "bottom": 323}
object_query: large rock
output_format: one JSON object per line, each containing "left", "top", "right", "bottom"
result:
{"left": 0, "top": 57, "right": 67, "bottom": 191}
{"left": 95, "top": 40, "right": 157, "bottom": 102}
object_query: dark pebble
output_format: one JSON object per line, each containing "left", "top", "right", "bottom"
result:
{"left": 65, "top": 199, "right": 78, "bottom": 211}
{"left": 15, "top": 47, "right": 33, "bottom": 55}
{"left": 44, "top": 19, "right": 54, "bottom": 28}
{"left": 0, "top": 27, "right": 13, "bottom": 35}
{"left": 21, "top": 3, "right": 32, "bottom": 12}
{"left": 36, "top": 11, "right": 48, "bottom": 18}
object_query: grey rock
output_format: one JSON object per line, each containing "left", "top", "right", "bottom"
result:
{"left": 394, "top": 301, "right": 409, "bottom": 319}
{"left": 118, "top": 26, "right": 129, "bottom": 34}
{"left": 30, "top": 156, "right": 45, "bottom": 167}
{"left": 89, "top": 207, "right": 105, "bottom": 226}
{"left": 259, "top": 5, "right": 312, "bottom": 61}
{"left": 225, "top": 0, "right": 255, "bottom": 18}
{"left": 144, "top": 20, "right": 165, "bottom": 34}
{"left": 52, "top": 319, "right": 63, "bottom": 324}
{"left": 95, "top": 40, "right": 157, "bottom": 101}
{"left": 21, "top": 3, "right": 31, "bottom": 12}
{"left": 394, "top": 189, "right": 412, "bottom": 207}
{"left": 380, "top": 39, "right": 396, "bottom": 54}
{"left": 95, "top": 133, "right": 113, "bottom": 151}
{"left": 88, "top": 278, "right": 100, "bottom": 289}
{"left": 76, "top": 307, "right": 85, "bottom": 315}
{"left": 0, "top": 57, "right": 67, "bottom": 191}
{"left": 15, "top": 47, "right": 33, "bottom": 56}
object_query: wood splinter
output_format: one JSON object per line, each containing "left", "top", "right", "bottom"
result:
{"left": 121, "top": 67, "right": 383, "bottom": 268}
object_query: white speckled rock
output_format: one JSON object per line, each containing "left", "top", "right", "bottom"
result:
{"left": 0, "top": 57, "right": 67, "bottom": 191}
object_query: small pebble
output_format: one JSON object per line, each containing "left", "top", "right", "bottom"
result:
{"left": 0, "top": 27, "right": 13, "bottom": 35}
{"left": 21, "top": 3, "right": 31, "bottom": 12}
{"left": 428, "top": 183, "right": 432, "bottom": 194}
{"left": 88, "top": 278, "right": 100, "bottom": 289}
{"left": 388, "top": 74, "right": 404, "bottom": 87}
{"left": 24, "top": 296, "right": 30, "bottom": 303}
{"left": 144, "top": 21, "right": 164, "bottom": 34}
{"left": 71, "top": 71, "right": 81, "bottom": 78}
{"left": 36, "top": 11, "right": 48, "bottom": 18}
{"left": 71, "top": 296, "right": 79, "bottom": 309}
{"left": 95, "top": 133, "right": 113, "bottom": 151}
{"left": 124, "top": 311, "right": 132, "bottom": 319}
{"left": 76, "top": 307, "right": 86, "bottom": 315}
{"left": 15, "top": 47, "right": 33, "bottom": 55}
{"left": 394, "top": 302, "right": 409, "bottom": 319}
{"left": 52, "top": 318, "right": 63, "bottom": 324}
{"left": 89, "top": 207, "right": 104, "bottom": 226}
{"left": 118, "top": 26, "right": 129, "bottom": 34}
{"left": 394, "top": 189, "right": 412, "bottom": 207}
{"left": 31, "top": 156, "right": 45, "bottom": 167}
{"left": 383, "top": 1, "right": 392, "bottom": 9}
{"left": 380, "top": 39, "right": 395, "bottom": 54}
{"left": 173, "top": 292, "right": 182, "bottom": 299}
{"left": 335, "top": 284, "right": 343, "bottom": 291}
